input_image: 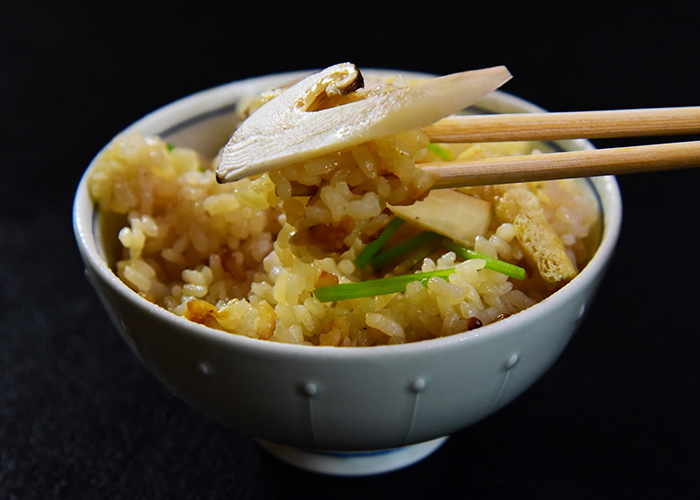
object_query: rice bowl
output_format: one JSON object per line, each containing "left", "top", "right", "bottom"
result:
{"left": 73, "top": 68, "right": 622, "bottom": 475}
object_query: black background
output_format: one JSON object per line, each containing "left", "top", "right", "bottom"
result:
{"left": 2, "top": 1, "right": 700, "bottom": 498}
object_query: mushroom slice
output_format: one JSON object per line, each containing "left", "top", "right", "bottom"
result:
{"left": 388, "top": 189, "right": 492, "bottom": 248}
{"left": 216, "top": 63, "right": 512, "bottom": 183}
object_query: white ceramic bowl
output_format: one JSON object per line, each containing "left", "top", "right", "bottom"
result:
{"left": 73, "top": 69, "right": 622, "bottom": 476}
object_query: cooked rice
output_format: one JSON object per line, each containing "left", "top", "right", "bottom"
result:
{"left": 88, "top": 126, "right": 599, "bottom": 346}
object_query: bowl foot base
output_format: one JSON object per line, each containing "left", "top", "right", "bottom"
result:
{"left": 256, "top": 436, "right": 449, "bottom": 476}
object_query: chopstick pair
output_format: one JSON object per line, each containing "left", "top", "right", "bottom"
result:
{"left": 288, "top": 106, "right": 700, "bottom": 195}
{"left": 421, "top": 106, "right": 700, "bottom": 188}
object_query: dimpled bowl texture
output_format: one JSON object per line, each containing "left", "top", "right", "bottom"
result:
{"left": 73, "top": 69, "right": 622, "bottom": 476}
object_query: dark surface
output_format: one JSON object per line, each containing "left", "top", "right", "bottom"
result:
{"left": 2, "top": 2, "right": 700, "bottom": 498}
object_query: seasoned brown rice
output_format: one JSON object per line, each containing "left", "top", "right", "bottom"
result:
{"left": 88, "top": 118, "right": 599, "bottom": 346}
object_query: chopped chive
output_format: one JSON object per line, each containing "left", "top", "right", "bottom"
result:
{"left": 314, "top": 268, "right": 456, "bottom": 302}
{"left": 443, "top": 240, "right": 526, "bottom": 280}
{"left": 355, "top": 217, "right": 405, "bottom": 269}
{"left": 427, "top": 143, "right": 453, "bottom": 161}
{"left": 166, "top": 143, "right": 175, "bottom": 152}
{"left": 392, "top": 240, "right": 443, "bottom": 275}
{"left": 369, "top": 231, "right": 444, "bottom": 269}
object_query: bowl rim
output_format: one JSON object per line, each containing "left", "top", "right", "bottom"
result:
{"left": 73, "top": 68, "right": 623, "bottom": 361}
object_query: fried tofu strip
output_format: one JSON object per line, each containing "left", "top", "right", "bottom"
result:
{"left": 494, "top": 184, "right": 577, "bottom": 283}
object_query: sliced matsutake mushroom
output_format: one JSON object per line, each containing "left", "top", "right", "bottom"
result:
{"left": 216, "top": 62, "right": 512, "bottom": 183}
{"left": 388, "top": 190, "right": 492, "bottom": 248}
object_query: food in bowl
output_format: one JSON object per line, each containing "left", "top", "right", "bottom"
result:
{"left": 87, "top": 64, "right": 600, "bottom": 347}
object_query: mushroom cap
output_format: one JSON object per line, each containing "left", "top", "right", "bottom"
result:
{"left": 216, "top": 63, "right": 512, "bottom": 183}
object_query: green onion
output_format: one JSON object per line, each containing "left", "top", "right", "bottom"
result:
{"left": 392, "top": 240, "right": 443, "bottom": 275}
{"left": 329, "top": 222, "right": 526, "bottom": 302}
{"left": 354, "top": 217, "right": 404, "bottom": 269}
{"left": 368, "top": 231, "right": 443, "bottom": 269}
{"left": 314, "top": 238, "right": 526, "bottom": 302}
{"left": 314, "top": 268, "right": 456, "bottom": 302}
{"left": 166, "top": 143, "right": 175, "bottom": 152}
{"left": 427, "top": 143, "right": 453, "bottom": 161}
{"left": 443, "top": 240, "right": 526, "bottom": 280}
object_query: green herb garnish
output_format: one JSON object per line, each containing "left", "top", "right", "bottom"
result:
{"left": 320, "top": 222, "right": 526, "bottom": 302}
{"left": 391, "top": 240, "right": 444, "bottom": 275}
{"left": 368, "top": 230, "right": 443, "bottom": 269}
{"left": 427, "top": 143, "right": 453, "bottom": 161}
{"left": 354, "top": 217, "right": 404, "bottom": 268}
{"left": 314, "top": 268, "right": 457, "bottom": 302}
{"left": 443, "top": 240, "right": 526, "bottom": 280}
{"left": 166, "top": 143, "right": 175, "bottom": 152}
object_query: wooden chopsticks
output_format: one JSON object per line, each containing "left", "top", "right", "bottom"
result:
{"left": 424, "top": 106, "right": 700, "bottom": 143}
{"left": 417, "top": 106, "right": 700, "bottom": 189}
